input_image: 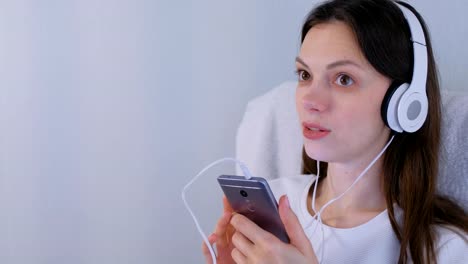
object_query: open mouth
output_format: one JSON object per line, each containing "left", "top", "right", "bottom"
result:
{"left": 306, "top": 127, "right": 326, "bottom": 132}
{"left": 303, "top": 122, "right": 330, "bottom": 132}
{"left": 302, "top": 122, "right": 330, "bottom": 140}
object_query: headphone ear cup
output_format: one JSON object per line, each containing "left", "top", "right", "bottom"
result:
{"left": 397, "top": 89, "right": 429, "bottom": 133}
{"left": 381, "top": 82, "right": 409, "bottom": 133}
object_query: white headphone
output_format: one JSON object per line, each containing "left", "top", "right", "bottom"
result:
{"left": 382, "top": 2, "right": 428, "bottom": 133}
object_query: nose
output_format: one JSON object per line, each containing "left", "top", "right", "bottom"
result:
{"left": 300, "top": 83, "right": 329, "bottom": 113}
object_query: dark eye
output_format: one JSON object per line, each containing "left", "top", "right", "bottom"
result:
{"left": 296, "top": 70, "right": 311, "bottom": 81}
{"left": 334, "top": 74, "right": 354, "bottom": 86}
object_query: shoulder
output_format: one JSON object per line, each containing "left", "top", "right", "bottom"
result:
{"left": 434, "top": 225, "right": 468, "bottom": 263}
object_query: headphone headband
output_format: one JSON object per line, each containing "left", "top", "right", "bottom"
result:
{"left": 397, "top": 3, "right": 428, "bottom": 94}
{"left": 398, "top": 3, "right": 426, "bottom": 46}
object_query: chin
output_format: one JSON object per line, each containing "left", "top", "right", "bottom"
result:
{"left": 303, "top": 144, "right": 336, "bottom": 163}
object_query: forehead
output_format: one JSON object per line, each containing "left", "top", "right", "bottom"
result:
{"left": 299, "top": 21, "right": 369, "bottom": 67}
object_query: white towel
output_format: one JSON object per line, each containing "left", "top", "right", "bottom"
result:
{"left": 236, "top": 81, "right": 468, "bottom": 210}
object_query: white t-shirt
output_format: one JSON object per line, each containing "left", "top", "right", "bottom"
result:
{"left": 268, "top": 175, "right": 468, "bottom": 263}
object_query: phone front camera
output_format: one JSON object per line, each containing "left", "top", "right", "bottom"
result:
{"left": 240, "top": 190, "right": 248, "bottom": 197}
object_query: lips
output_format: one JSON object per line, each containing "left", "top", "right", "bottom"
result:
{"left": 302, "top": 122, "right": 331, "bottom": 140}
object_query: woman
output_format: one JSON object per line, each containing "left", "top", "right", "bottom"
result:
{"left": 203, "top": 0, "right": 468, "bottom": 263}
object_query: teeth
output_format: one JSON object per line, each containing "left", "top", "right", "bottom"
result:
{"left": 308, "top": 127, "right": 320, "bottom": 131}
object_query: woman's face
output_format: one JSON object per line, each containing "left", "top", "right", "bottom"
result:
{"left": 295, "top": 21, "right": 391, "bottom": 164}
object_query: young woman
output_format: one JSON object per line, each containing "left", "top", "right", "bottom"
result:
{"left": 202, "top": 0, "right": 468, "bottom": 263}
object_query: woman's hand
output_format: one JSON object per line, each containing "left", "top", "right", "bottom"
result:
{"left": 229, "top": 195, "right": 318, "bottom": 264}
{"left": 202, "top": 196, "right": 236, "bottom": 264}
{"left": 202, "top": 195, "right": 318, "bottom": 264}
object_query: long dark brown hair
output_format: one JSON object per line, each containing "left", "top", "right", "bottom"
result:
{"left": 300, "top": 0, "right": 468, "bottom": 263}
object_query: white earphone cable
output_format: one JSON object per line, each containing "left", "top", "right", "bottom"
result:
{"left": 182, "top": 158, "right": 254, "bottom": 264}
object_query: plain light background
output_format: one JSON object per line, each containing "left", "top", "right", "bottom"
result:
{"left": 0, "top": 0, "right": 466, "bottom": 263}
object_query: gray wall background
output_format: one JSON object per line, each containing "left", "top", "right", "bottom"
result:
{"left": 0, "top": 0, "right": 466, "bottom": 263}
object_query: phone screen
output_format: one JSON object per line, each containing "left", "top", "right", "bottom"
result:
{"left": 217, "top": 175, "right": 289, "bottom": 243}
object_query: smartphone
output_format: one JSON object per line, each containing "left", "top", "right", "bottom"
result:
{"left": 217, "top": 175, "right": 289, "bottom": 243}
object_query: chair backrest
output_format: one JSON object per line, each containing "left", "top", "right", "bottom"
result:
{"left": 236, "top": 81, "right": 468, "bottom": 210}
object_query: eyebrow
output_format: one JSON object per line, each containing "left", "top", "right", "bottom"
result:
{"left": 295, "top": 57, "right": 363, "bottom": 70}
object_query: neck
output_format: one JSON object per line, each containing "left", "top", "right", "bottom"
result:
{"left": 308, "top": 134, "right": 394, "bottom": 227}
{"left": 318, "top": 160, "right": 386, "bottom": 211}
{"left": 313, "top": 134, "right": 393, "bottom": 214}
{"left": 308, "top": 160, "right": 387, "bottom": 228}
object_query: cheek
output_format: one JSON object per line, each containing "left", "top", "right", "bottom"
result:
{"left": 336, "top": 97, "right": 385, "bottom": 133}
{"left": 295, "top": 88, "right": 305, "bottom": 117}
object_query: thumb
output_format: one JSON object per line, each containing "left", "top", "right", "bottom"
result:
{"left": 278, "top": 195, "right": 317, "bottom": 260}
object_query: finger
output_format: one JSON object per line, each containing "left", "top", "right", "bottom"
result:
{"left": 231, "top": 231, "right": 254, "bottom": 257}
{"left": 202, "top": 233, "right": 217, "bottom": 264}
{"left": 278, "top": 195, "right": 317, "bottom": 260}
{"left": 231, "top": 248, "right": 247, "bottom": 264}
{"left": 222, "top": 195, "right": 234, "bottom": 213}
{"left": 230, "top": 213, "right": 274, "bottom": 244}
{"left": 214, "top": 211, "right": 233, "bottom": 247}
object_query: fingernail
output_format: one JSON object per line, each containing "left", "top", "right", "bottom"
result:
{"left": 284, "top": 195, "right": 290, "bottom": 208}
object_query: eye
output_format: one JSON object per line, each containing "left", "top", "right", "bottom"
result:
{"left": 334, "top": 73, "right": 354, "bottom": 86}
{"left": 295, "top": 70, "right": 311, "bottom": 82}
